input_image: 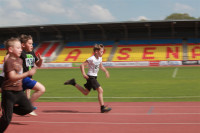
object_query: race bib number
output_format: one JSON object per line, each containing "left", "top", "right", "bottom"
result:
{"left": 95, "top": 65, "right": 99, "bottom": 69}
{"left": 25, "top": 54, "right": 35, "bottom": 68}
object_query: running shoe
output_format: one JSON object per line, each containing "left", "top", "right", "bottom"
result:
{"left": 29, "top": 111, "right": 37, "bottom": 116}
{"left": 101, "top": 106, "right": 112, "bottom": 113}
{"left": 33, "top": 106, "right": 37, "bottom": 110}
{"left": 64, "top": 78, "right": 76, "bottom": 86}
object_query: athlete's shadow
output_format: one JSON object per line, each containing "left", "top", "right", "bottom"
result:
{"left": 42, "top": 110, "right": 96, "bottom": 113}
{"left": 11, "top": 122, "right": 28, "bottom": 125}
{"left": 43, "top": 110, "right": 79, "bottom": 113}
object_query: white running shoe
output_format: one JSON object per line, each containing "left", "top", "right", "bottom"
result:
{"left": 29, "top": 111, "right": 37, "bottom": 116}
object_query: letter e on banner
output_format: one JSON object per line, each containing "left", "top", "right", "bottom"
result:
{"left": 142, "top": 47, "right": 156, "bottom": 59}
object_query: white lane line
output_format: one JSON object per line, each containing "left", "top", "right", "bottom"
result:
{"left": 37, "top": 112, "right": 200, "bottom": 115}
{"left": 39, "top": 96, "right": 200, "bottom": 99}
{"left": 12, "top": 121, "right": 200, "bottom": 125}
{"left": 172, "top": 67, "right": 178, "bottom": 78}
{"left": 35, "top": 106, "right": 200, "bottom": 108}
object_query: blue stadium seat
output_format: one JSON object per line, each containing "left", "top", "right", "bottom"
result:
{"left": 66, "top": 41, "right": 114, "bottom": 47}
{"left": 119, "top": 39, "right": 182, "bottom": 45}
{"left": 0, "top": 44, "right": 5, "bottom": 49}
{"left": 187, "top": 38, "right": 200, "bottom": 43}
{"left": 33, "top": 43, "right": 38, "bottom": 48}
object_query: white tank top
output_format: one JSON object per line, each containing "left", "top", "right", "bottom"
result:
{"left": 87, "top": 55, "right": 102, "bottom": 76}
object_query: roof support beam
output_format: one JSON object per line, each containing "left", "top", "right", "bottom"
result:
{"left": 195, "top": 22, "right": 199, "bottom": 38}
{"left": 29, "top": 27, "right": 40, "bottom": 43}
{"left": 97, "top": 25, "right": 106, "bottom": 40}
{"left": 74, "top": 25, "right": 83, "bottom": 41}
{"left": 171, "top": 22, "right": 176, "bottom": 38}
{"left": 52, "top": 26, "right": 62, "bottom": 39}
{"left": 8, "top": 29, "right": 18, "bottom": 35}
{"left": 145, "top": 23, "right": 151, "bottom": 44}
{"left": 122, "top": 24, "right": 128, "bottom": 40}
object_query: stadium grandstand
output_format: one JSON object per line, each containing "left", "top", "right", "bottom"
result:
{"left": 0, "top": 20, "right": 200, "bottom": 66}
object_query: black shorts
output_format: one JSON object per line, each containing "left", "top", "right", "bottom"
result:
{"left": 0, "top": 76, "right": 4, "bottom": 88}
{"left": 84, "top": 76, "right": 100, "bottom": 91}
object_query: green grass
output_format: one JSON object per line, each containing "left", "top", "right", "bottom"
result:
{"left": 31, "top": 66, "right": 200, "bottom": 102}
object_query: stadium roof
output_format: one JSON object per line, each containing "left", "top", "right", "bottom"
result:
{"left": 0, "top": 20, "right": 199, "bottom": 42}
{"left": 0, "top": 20, "right": 199, "bottom": 32}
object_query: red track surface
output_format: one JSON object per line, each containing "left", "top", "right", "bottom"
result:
{"left": 5, "top": 102, "right": 200, "bottom": 133}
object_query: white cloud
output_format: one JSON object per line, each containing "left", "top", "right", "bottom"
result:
{"left": 0, "top": 0, "right": 47, "bottom": 26}
{"left": 174, "top": 3, "right": 194, "bottom": 12}
{"left": 88, "top": 5, "right": 115, "bottom": 21}
{"left": 31, "top": 0, "right": 78, "bottom": 20}
{"left": 0, "top": 8, "right": 3, "bottom": 15}
{"left": 3, "top": 0, "right": 22, "bottom": 9}
{"left": 36, "top": 0, "right": 65, "bottom": 14}
{"left": 0, "top": 11, "right": 46, "bottom": 26}
{"left": 9, "top": 0, "right": 22, "bottom": 9}
{"left": 137, "top": 16, "right": 148, "bottom": 21}
{"left": 14, "top": 11, "right": 46, "bottom": 24}
{"left": 0, "top": 0, "right": 117, "bottom": 26}
{"left": 130, "top": 16, "right": 148, "bottom": 21}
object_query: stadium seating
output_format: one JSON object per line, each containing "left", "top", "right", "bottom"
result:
{"left": 35, "top": 42, "right": 51, "bottom": 56}
{"left": 187, "top": 38, "right": 200, "bottom": 60}
{"left": 2, "top": 38, "right": 199, "bottom": 64}
{"left": 52, "top": 39, "right": 186, "bottom": 63}
{"left": 112, "top": 39, "right": 183, "bottom": 61}
{"left": 119, "top": 39, "right": 182, "bottom": 45}
{"left": 0, "top": 44, "right": 6, "bottom": 64}
{"left": 66, "top": 41, "right": 114, "bottom": 47}
{"left": 187, "top": 38, "right": 200, "bottom": 44}
{"left": 53, "top": 41, "right": 114, "bottom": 63}
{"left": 44, "top": 42, "right": 60, "bottom": 57}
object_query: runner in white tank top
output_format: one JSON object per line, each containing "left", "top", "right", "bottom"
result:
{"left": 64, "top": 44, "right": 112, "bottom": 113}
{"left": 87, "top": 55, "right": 102, "bottom": 77}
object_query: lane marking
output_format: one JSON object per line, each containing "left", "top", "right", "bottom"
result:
{"left": 35, "top": 105, "right": 200, "bottom": 108}
{"left": 172, "top": 67, "right": 178, "bottom": 78}
{"left": 37, "top": 105, "right": 200, "bottom": 108}
{"left": 12, "top": 121, "right": 200, "bottom": 125}
{"left": 147, "top": 106, "right": 154, "bottom": 114}
{"left": 36, "top": 112, "right": 200, "bottom": 115}
{"left": 39, "top": 96, "right": 200, "bottom": 99}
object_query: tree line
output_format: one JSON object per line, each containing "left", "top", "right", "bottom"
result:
{"left": 165, "top": 13, "right": 200, "bottom": 20}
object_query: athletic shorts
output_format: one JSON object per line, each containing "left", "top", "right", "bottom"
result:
{"left": 0, "top": 76, "right": 4, "bottom": 88}
{"left": 22, "top": 77, "right": 37, "bottom": 91}
{"left": 84, "top": 76, "right": 100, "bottom": 91}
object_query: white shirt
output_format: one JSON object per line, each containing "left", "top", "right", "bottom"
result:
{"left": 0, "top": 72, "right": 4, "bottom": 77}
{"left": 0, "top": 63, "right": 5, "bottom": 77}
{"left": 87, "top": 55, "right": 102, "bottom": 76}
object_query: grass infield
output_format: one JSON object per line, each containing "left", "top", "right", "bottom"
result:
{"left": 29, "top": 66, "right": 200, "bottom": 102}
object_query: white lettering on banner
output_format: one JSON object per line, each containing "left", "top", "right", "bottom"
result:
{"left": 114, "top": 62, "right": 149, "bottom": 67}
{"left": 42, "top": 63, "right": 72, "bottom": 68}
{"left": 170, "top": 61, "right": 182, "bottom": 65}
{"left": 160, "top": 61, "right": 169, "bottom": 66}
{"left": 38, "top": 61, "right": 183, "bottom": 68}
{"left": 102, "top": 62, "right": 114, "bottom": 67}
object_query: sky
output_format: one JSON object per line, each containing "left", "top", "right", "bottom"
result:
{"left": 0, "top": 0, "right": 199, "bottom": 27}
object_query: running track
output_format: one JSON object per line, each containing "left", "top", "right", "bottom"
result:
{"left": 5, "top": 102, "right": 200, "bottom": 133}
